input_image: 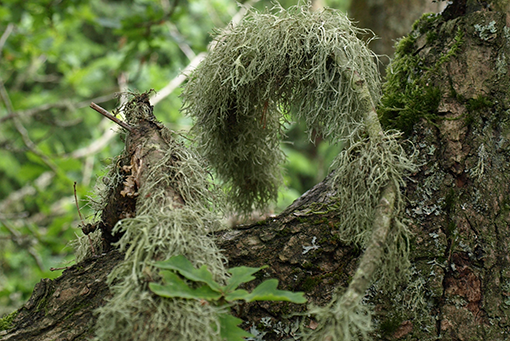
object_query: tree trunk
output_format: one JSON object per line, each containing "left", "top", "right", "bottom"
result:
{"left": 349, "top": 0, "right": 446, "bottom": 71}
{"left": 2, "top": 2, "right": 510, "bottom": 341}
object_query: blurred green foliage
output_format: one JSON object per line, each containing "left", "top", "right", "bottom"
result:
{"left": 0, "top": 0, "right": 347, "bottom": 315}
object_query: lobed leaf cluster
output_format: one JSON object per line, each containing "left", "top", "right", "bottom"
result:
{"left": 150, "top": 254, "right": 306, "bottom": 304}
{"left": 149, "top": 255, "right": 306, "bottom": 341}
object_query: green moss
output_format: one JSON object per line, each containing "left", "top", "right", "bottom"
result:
{"left": 379, "top": 82, "right": 441, "bottom": 135}
{"left": 466, "top": 95, "right": 494, "bottom": 112}
{"left": 436, "top": 28, "right": 463, "bottom": 67}
{"left": 413, "top": 13, "right": 439, "bottom": 34}
{"left": 394, "top": 34, "right": 416, "bottom": 56}
{"left": 379, "top": 313, "right": 403, "bottom": 337}
{"left": 426, "top": 31, "right": 438, "bottom": 44}
{"left": 379, "top": 19, "right": 464, "bottom": 136}
{"left": 0, "top": 311, "right": 18, "bottom": 331}
{"left": 378, "top": 29, "right": 441, "bottom": 135}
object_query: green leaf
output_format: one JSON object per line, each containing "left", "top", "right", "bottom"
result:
{"left": 230, "top": 279, "right": 307, "bottom": 304}
{"left": 153, "top": 255, "right": 222, "bottom": 292}
{"left": 225, "top": 265, "right": 267, "bottom": 292}
{"left": 218, "top": 313, "right": 253, "bottom": 341}
{"left": 224, "top": 289, "right": 251, "bottom": 302}
{"left": 149, "top": 270, "right": 222, "bottom": 300}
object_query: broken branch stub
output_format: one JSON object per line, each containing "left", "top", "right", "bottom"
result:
{"left": 88, "top": 94, "right": 185, "bottom": 249}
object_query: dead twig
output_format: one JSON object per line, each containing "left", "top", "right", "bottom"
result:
{"left": 90, "top": 102, "right": 133, "bottom": 132}
{"left": 0, "top": 23, "right": 14, "bottom": 56}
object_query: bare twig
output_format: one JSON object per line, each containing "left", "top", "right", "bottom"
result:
{"left": 167, "top": 22, "right": 196, "bottom": 60}
{"left": 90, "top": 102, "right": 133, "bottom": 131}
{"left": 69, "top": 124, "right": 116, "bottom": 158}
{"left": 73, "top": 182, "right": 86, "bottom": 223}
{"left": 151, "top": 52, "right": 207, "bottom": 105}
{"left": 0, "top": 23, "right": 14, "bottom": 56}
{"left": 0, "top": 93, "right": 115, "bottom": 124}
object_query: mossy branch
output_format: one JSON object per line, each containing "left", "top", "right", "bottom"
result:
{"left": 182, "top": 3, "right": 417, "bottom": 339}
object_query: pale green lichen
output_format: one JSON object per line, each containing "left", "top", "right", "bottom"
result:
{"left": 329, "top": 132, "right": 416, "bottom": 252}
{"left": 182, "top": 2, "right": 380, "bottom": 214}
{"left": 474, "top": 20, "right": 497, "bottom": 41}
{"left": 74, "top": 95, "right": 231, "bottom": 341}
{"left": 496, "top": 51, "right": 507, "bottom": 78}
{"left": 92, "top": 144, "right": 229, "bottom": 341}
{"left": 469, "top": 143, "right": 488, "bottom": 179}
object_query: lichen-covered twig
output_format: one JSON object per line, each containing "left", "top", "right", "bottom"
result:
{"left": 182, "top": 3, "right": 381, "bottom": 213}
{"left": 304, "top": 56, "right": 415, "bottom": 341}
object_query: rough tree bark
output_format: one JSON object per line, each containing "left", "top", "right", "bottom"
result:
{"left": 349, "top": 0, "right": 446, "bottom": 72}
{"left": 2, "top": 2, "right": 510, "bottom": 340}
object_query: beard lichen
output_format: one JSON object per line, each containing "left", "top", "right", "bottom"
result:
{"left": 330, "top": 132, "right": 416, "bottom": 249}
{"left": 92, "top": 145, "right": 229, "bottom": 341}
{"left": 182, "top": 2, "right": 381, "bottom": 214}
{"left": 75, "top": 93, "right": 230, "bottom": 341}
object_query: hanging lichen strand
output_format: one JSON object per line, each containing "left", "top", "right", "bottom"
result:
{"left": 182, "top": 3, "right": 381, "bottom": 214}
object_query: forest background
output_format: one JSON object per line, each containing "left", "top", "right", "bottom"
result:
{"left": 0, "top": 0, "right": 442, "bottom": 317}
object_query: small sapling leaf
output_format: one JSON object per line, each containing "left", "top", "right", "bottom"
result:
{"left": 150, "top": 255, "right": 306, "bottom": 340}
{"left": 218, "top": 314, "right": 254, "bottom": 341}
{"left": 223, "top": 289, "right": 250, "bottom": 302}
{"left": 153, "top": 255, "right": 222, "bottom": 292}
{"left": 151, "top": 255, "right": 306, "bottom": 303}
{"left": 149, "top": 270, "right": 222, "bottom": 300}
{"left": 227, "top": 279, "right": 307, "bottom": 303}
{"left": 225, "top": 265, "right": 267, "bottom": 292}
